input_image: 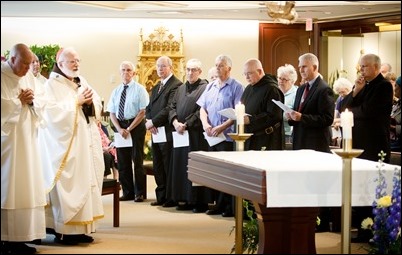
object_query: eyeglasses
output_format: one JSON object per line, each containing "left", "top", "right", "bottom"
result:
{"left": 186, "top": 68, "right": 199, "bottom": 73}
{"left": 278, "top": 77, "right": 290, "bottom": 82}
{"left": 64, "top": 59, "right": 81, "bottom": 64}
{"left": 243, "top": 71, "right": 256, "bottom": 77}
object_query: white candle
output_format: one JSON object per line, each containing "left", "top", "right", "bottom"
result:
{"left": 340, "top": 108, "right": 353, "bottom": 139}
{"left": 235, "top": 103, "right": 245, "bottom": 125}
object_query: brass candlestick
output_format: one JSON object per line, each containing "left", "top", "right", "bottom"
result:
{"left": 228, "top": 123, "right": 252, "bottom": 254}
{"left": 331, "top": 138, "right": 363, "bottom": 254}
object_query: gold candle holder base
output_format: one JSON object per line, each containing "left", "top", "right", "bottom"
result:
{"left": 227, "top": 129, "right": 252, "bottom": 254}
{"left": 331, "top": 139, "right": 363, "bottom": 254}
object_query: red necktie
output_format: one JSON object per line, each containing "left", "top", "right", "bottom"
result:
{"left": 298, "top": 84, "right": 310, "bottom": 111}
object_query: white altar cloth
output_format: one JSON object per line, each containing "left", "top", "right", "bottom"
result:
{"left": 191, "top": 150, "right": 400, "bottom": 208}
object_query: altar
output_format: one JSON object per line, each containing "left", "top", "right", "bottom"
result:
{"left": 187, "top": 150, "right": 399, "bottom": 254}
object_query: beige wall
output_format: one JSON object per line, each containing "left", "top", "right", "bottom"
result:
{"left": 328, "top": 30, "right": 401, "bottom": 84}
{"left": 1, "top": 17, "right": 259, "bottom": 101}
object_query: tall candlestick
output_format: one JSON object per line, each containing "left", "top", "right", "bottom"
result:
{"left": 341, "top": 108, "right": 353, "bottom": 140}
{"left": 235, "top": 103, "right": 245, "bottom": 125}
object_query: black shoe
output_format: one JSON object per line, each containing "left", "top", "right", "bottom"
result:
{"left": 206, "top": 209, "right": 222, "bottom": 215}
{"left": 134, "top": 195, "right": 144, "bottom": 202}
{"left": 46, "top": 228, "right": 56, "bottom": 235}
{"left": 119, "top": 195, "right": 134, "bottom": 201}
{"left": 74, "top": 234, "right": 94, "bottom": 243}
{"left": 222, "top": 210, "right": 234, "bottom": 217}
{"left": 150, "top": 201, "right": 164, "bottom": 206}
{"left": 54, "top": 233, "right": 79, "bottom": 245}
{"left": 162, "top": 201, "right": 177, "bottom": 207}
{"left": 176, "top": 203, "right": 193, "bottom": 211}
{"left": 192, "top": 204, "right": 208, "bottom": 213}
{"left": 28, "top": 239, "right": 42, "bottom": 245}
{"left": 2, "top": 242, "right": 37, "bottom": 254}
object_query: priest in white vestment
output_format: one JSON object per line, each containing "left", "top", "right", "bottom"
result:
{"left": 38, "top": 47, "right": 104, "bottom": 245}
{"left": 1, "top": 43, "right": 46, "bottom": 254}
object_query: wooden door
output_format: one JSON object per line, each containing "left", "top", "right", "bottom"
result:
{"left": 259, "top": 23, "right": 311, "bottom": 85}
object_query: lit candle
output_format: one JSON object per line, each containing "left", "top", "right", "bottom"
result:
{"left": 235, "top": 103, "right": 245, "bottom": 125}
{"left": 340, "top": 108, "right": 353, "bottom": 139}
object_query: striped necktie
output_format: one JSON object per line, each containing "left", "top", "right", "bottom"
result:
{"left": 118, "top": 85, "right": 128, "bottom": 120}
{"left": 157, "top": 81, "right": 164, "bottom": 94}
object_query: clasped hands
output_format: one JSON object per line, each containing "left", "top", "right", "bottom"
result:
{"left": 19, "top": 88, "right": 34, "bottom": 105}
{"left": 204, "top": 124, "right": 224, "bottom": 137}
{"left": 173, "top": 119, "right": 186, "bottom": 134}
{"left": 77, "top": 87, "right": 93, "bottom": 106}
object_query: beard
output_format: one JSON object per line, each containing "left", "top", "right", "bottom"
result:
{"left": 60, "top": 66, "right": 80, "bottom": 78}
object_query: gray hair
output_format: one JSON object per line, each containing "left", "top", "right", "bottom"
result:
{"left": 186, "top": 58, "right": 202, "bottom": 69}
{"left": 299, "top": 53, "right": 319, "bottom": 69}
{"left": 120, "top": 61, "right": 136, "bottom": 71}
{"left": 333, "top": 77, "right": 353, "bottom": 94}
{"left": 215, "top": 54, "right": 232, "bottom": 67}
{"left": 277, "top": 64, "right": 298, "bottom": 83}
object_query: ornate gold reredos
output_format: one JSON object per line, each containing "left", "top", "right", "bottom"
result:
{"left": 136, "top": 26, "right": 186, "bottom": 93}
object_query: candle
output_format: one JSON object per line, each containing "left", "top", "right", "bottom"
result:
{"left": 340, "top": 108, "right": 353, "bottom": 139}
{"left": 235, "top": 103, "right": 245, "bottom": 125}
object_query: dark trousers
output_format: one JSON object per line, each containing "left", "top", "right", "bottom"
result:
{"left": 152, "top": 140, "right": 173, "bottom": 203}
{"left": 117, "top": 119, "right": 146, "bottom": 198}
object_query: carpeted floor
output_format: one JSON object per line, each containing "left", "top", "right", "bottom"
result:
{"left": 32, "top": 176, "right": 370, "bottom": 254}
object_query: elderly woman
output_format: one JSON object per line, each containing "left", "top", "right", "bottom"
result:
{"left": 331, "top": 77, "right": 353, "bottom": 146}
{"left": 277, "top": 64, "right": 298, "bottom": 144}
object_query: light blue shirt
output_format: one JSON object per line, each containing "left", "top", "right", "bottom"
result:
{"left": 196, "top": 77, "right": 244, "bottom": 141}
{"left": 283, "top": 85, "right": 298, "bottom": 136}
{"left": 107, "top": 80, "right": 149, "bottom": 120}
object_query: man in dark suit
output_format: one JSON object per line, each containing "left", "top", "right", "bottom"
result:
{"left": 286, "top": 53, "right": 335, "bottom": 232}
{"left": 287, "top": 53, "right": 335, "bottom": 153}
{"left": 340, "top": 53, "right": 393, "bottom": 242}
{"left": 146, "top": 55, "right": 182, "bottom": 207}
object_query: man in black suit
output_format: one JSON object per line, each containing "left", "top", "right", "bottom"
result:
{"left": 287, "top": 53, "right": 335, "bottom": 153}
{"left": 286, "top": 53, "right": 335, "bottom": 232}
{"left": 146, "top": 56, "right": 182, "bottom": 207}
{"left": 340, "top": 53, "right": 393, "bottom": 242}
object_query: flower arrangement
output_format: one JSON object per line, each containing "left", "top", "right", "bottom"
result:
{"left": 360, "top": 151, "right": 401, "bottom": 254}
{"left": 144, "top": 135, "right": 153, "bottom": 161}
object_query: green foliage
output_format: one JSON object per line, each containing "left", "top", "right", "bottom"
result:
{"left": 230, "top": 200, "right": 259, "bottom": 254}
{"left": 3, "top": 44, "right": 60, "bottom": 78}
{"left": 29, "top": 44, "right": 60, "bottom": 77}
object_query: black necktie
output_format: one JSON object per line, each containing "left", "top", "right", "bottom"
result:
{"left": 298, "top": 83, "right": 310, "bottom": 111}
{"left": 118, "top": 85, "right": 128, "bottom": 120}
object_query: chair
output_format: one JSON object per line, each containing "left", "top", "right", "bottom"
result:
{"left": 102, "top": 178, "right": 120, "bottom": 227}
{"left": 142, "top": 161, "right": 154, "bottom": 200}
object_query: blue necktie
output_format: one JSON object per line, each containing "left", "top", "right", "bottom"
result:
{"left": 118, "top": 85, "right": 128, "bottom": 120}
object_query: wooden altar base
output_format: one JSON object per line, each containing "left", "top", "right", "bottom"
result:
{"left": 254, "top": 205, "right": 318, "bottom": 254}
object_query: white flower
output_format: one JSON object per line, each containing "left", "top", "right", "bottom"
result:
{"left": 361, "top": 217, "right": 374, "bottom": 230}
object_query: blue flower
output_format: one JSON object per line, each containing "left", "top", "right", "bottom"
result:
{"left": 363, "top": 151, "right": 401, "bottom": 254}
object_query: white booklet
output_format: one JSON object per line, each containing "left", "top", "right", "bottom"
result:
{"left": 272, "top": 99, "right": 293, "bottom": 113}
{"left": 203, "top": 132, "right": 226, "bottom": 147}
{"left": 114, "top": 132, "right": 133, "bottom": 148}
{"left": 218, "top": 108, "right": 236, "bottom": 120}
{"left": 152, "top": 126, "right": 167, "bottom": 143}
{"left": 218, "top": 108, "right": 251, "bottom": 120}
{"left": 172, "top": 131, "right": 189, "bottom": 148}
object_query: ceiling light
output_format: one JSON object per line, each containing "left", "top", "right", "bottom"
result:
{"left": 265, "top": 1, "right": 298, "bottom": 24}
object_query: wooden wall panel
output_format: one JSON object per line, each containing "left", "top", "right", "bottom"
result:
{"left": 259, "top": 23, "right": 311, "bottom": 85}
